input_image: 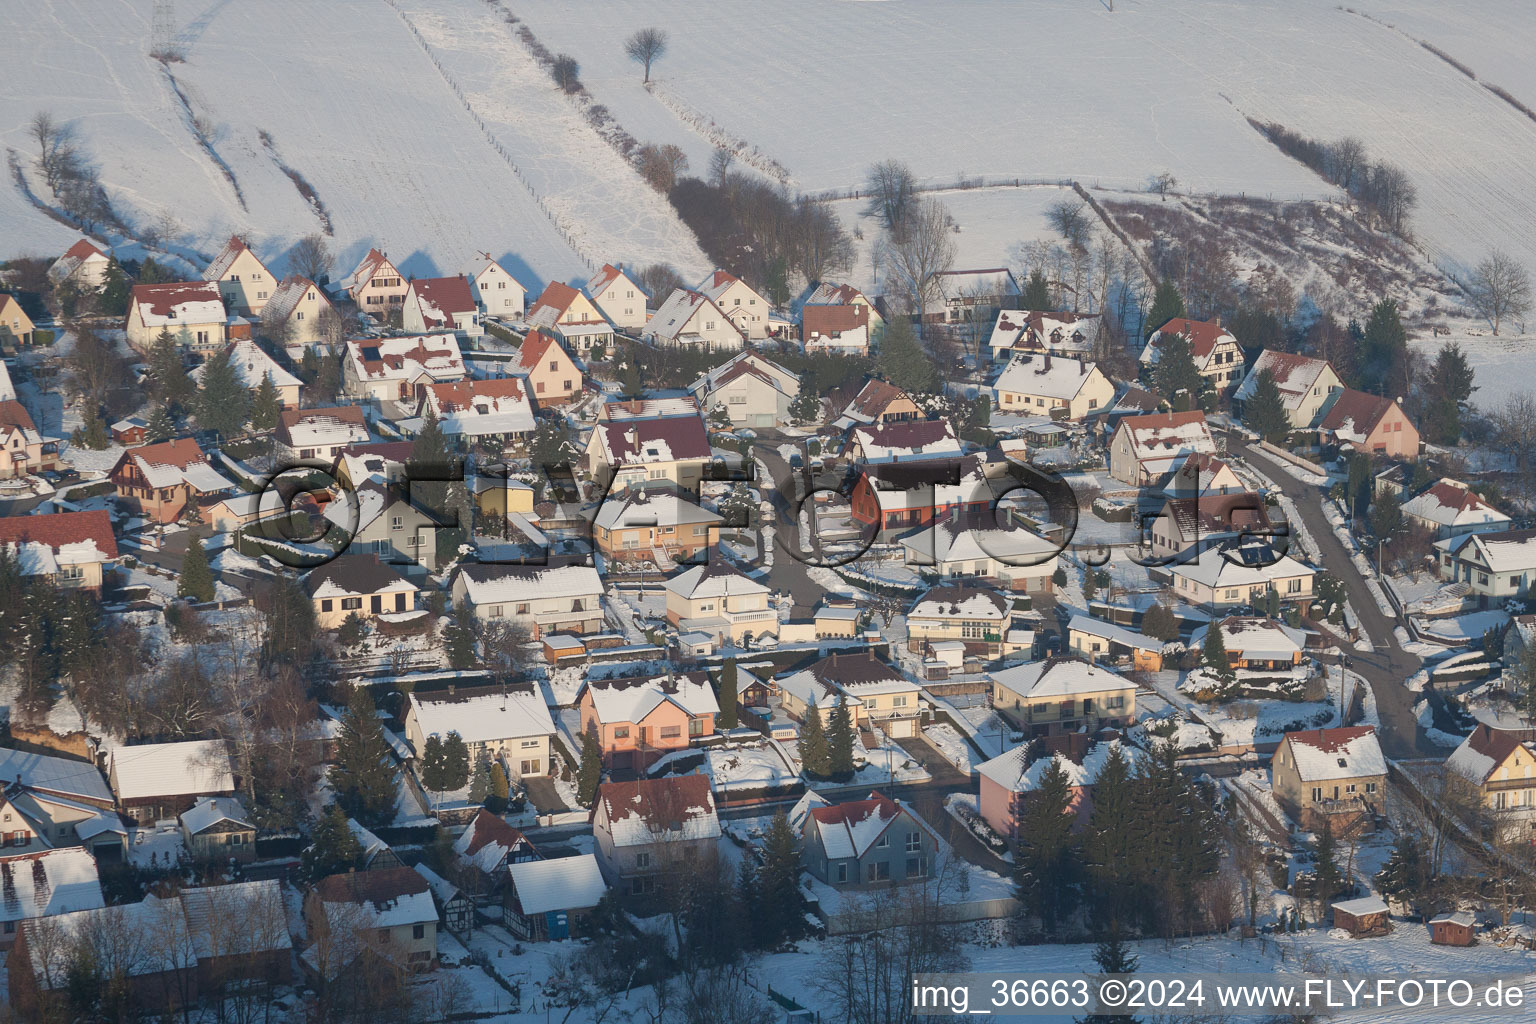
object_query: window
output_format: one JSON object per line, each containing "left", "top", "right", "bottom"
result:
{"left": 321, "top": 599, "right": 333, "bottom": 612}
{"left": 688, "top": 717, "right": 705, "bottom": 737}
{"left": 341, "top": 597, "right": 363, "bottom": 610}
{"left": 1288, "top": 578, "right": 1302, "bottom": 593}
{"left": 635, "top": 852, "right": 651, "bottom": 868}
{"left": 836, "top": 863, "right": 848, "bottom": 883}
{"left": 614, "top": 726, "right": 630, "bottom": 739}
{"left": 516, "top": 604, "right": 529, "bottom": 615}
{"left": 906, "top": 831, "right": 921, "bottom": 852}
{"left": 1365, "top": 782, "right": 1377, "bottom": 794}
{"left": 1311, "top": 787, "right": 1322, "bottom": 802}
{"left": 866, "top": 861, "right": 890, "bottom": 882}
{"left": 521, "top": 738, "right": 539, "bottom": 749}
{"left": 906, "top": 857, "right": 926, "bottom": 878}
{"left": 391, "top": 515, "right": 404, "bottom": 531}
{"left": 660, "top": 725, "right": 681, "bottom": 739}
{"left": 413, "top": 924, "right": 426, "bottom": 940}
{"left": 488, "top": 605, "right": 504, "bottom": 618}
{"left": 876, "top": 833, "right": 889, "bottom": 849}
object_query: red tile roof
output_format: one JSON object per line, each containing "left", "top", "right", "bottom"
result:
{"left": 63, "top": 239, "right": 106, "bottom": 261}
{"left": 1317, "top": 389, "right": 1399, "bottom": 437}
{"left": 513, "top": 329, "right": 570, "bottom": 372}
{"left": 409, "top": 276, "right": 477, "bottom": 320}
{"left": 130, "top": 281, "right": 223, "bottom": 318}
{"left": 595, "top": 774, "right": 716, "bottom": 833}
{"left": 1152, "top": 318, "right": 1232, "bottom": 360}
{"left": 599, "top": 415, "right": 711, "bottom": 462}
{"left": 457, "top": 807, "right": 535, "bottom": 859}
{"left": 809, "top": 790, "right": 899, "bottom": 829}
{"left": 423, "top": 376, "right": 527, "bottom": 411}
{"left": 530, "top": 281, "right": 580, "bottom": 316}
{"left": 0, "top": 400, "right": 38, "bottom": 433}
{"left": 313, "top": 865, "right": 430, "bottom": 905}
{"left": 846, "top": 378, "right": 915, "bottom": 419}
{"left": 0, "top": 510, "right": 117, "bottom": 559}
{"left": 802, "top": 303, "right": 869, "bottom": 340}
{"left": 132, "top": 437, "right": 208, "bottom": 470}
{"left": 280, "top": 405, "right": 367, "bottom": 431}
{"left": 1286, "top": 726, "right": 1379, "bottom": 755}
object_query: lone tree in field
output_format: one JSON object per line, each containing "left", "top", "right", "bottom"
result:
{"left": 863, "top": 159, "right": 918, "bottom": 236}
{"left": 624, "top": 28, "right": 669, "bottom": 84}
{"left": 551, "top": 54, "right": 581, "bottom": 93}
{"left": 1468, "top": 249, "right": 1531, "bottom": 335}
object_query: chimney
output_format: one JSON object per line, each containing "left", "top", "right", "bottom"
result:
{"left": 1080, "top": 358, "right": 1087, "bottom": 376}
{"left": 1043, "top": 351, "right": 1052, "bottom": 373}
{"left": 447, "top": 684, "right": 455, "bottom": 696}
{"left": 1214, "top": 314, "right": 1221, "bottom": 328}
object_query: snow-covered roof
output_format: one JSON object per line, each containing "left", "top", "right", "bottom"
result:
{"left": 1234, "top": 350, "right": 1335, "bottom": 407}
{"left": 991, "top": 658, "right": 1134, "bottom": 703}
{"left": 48, "top": 238, "right": 109, "bottom": 285}
{"left": 1430, "top": 911, "right": 1476, "bottom": 928}
{"left": 202, "top": 235, "right": 267, "bottom": 283}
{"left": 1167, "top": 543, "right": 1316, "bottom": 589}
{"left": 1114, "top": 411, "right": 1217, "bottom": 462}
{"left": 899, "top": 510, "right": 1060, "bottom": 567}
{"left": 0, "top": 748, "right": 112, "bottom": 804}
{"left": 192, "top": 338, "right": 301, "bottom": 391}
{"left": 777, "top": 652, "right": 919, "bottom": 708}
{"left": 0, "top": 848, "right": 104, "bottom": 926}
{"left": 178, "top": 880, "right": 291, "bottom": 959}
{"left": 664, "top": 561, "right": 770, "bottom": 600}
{"left": 807, "top": 791, "right": 934, "bottom": 860}
{"left": 594, "top": 490, "right": 722, "bottom": 532}
{"left": 413, "top": 863, "right": 463, "bottom": 906}
{"left": 119, "top": 438, "right": 235, "bottom": 493}
{"left": 1191, "top": 616, "right": 1306, "bottom": 660}
{"left": 1331, "top": 896, "right": 1389, "bottom": 917}
{"left": 1140, "top": 318, "right": 1238, "bottom": 367}
{"left": 976, "top": 738, "right": 1139, "bottom": 795}
{"left": 994, "top": 352, "right": 1102, "bottom": 401}
{"left": 850, "top": 418, "right": 962, "bottom": 460}
{"left": 408, "top": 683, "right": 555, "bottom": 749}
{"left": 1067, "top": 614, "right": 1164, "bottom": 653}
{"left": 646, "top": 288, "right": 743, "bottom": 344}
{"left": 455, "top": 563, "right": 603, "bottom": 606}
{"left": 0, "top": 509, "right": 118, "bottom": 576}
{"left": 453, "top": 807, "right": 536, "bottom": 874}
{"left": 312, "top": 867, "right": 437, "bottom": 927}
{"left": 109, "top": 739, "right": 234, "bottom": 801}
{"left": 422, "top": 377, "right": 534, "bottom": 436}
{"left": 688, "top": 350, "right": 799, "bottom": 397}
{"left": 582, "top": 671, "right": 720, "bottom": 724}
{"left": 594, "top": 775, "right": 720, "bottom": 847}
{"left": 697, "top": 269, "right": 767, "bottom": 305}
{"left": 179, "top": 795, "right": 252, "bottom": 835}
{"left": 1446, "top": 724, "right": 1531, "bottom": 785}
{"left": 1449, "top": 528, "right": 1536, "bottom": 575}
{"left": 278, "top": 405, "right": 370, "bottom": 450}
{"left": 130, "top": 281, "right": 225, "bottom": 328}
{"left": 1316, "top": 389, "right": 1400, "bottom": 442}
{"left": 1280, "top": 727, "right": 1386, "bottom": 782}
{"left": 344, "top": 333, "right": 464, "bottom": 383}
{"left": 909, "top": 585, "right": 1008, "bottom": 621}
{"left": 347, "top": 817, "right": 392, "bottom": 865}
{"left": 595, "top": 414, "right": 712, "bottom": 465}
{"left": 408, "top": 275, "right": 477, "bottom": 326}
{"left": 304, "top": 553, "right": 417, "bottom": 599}
{"left": 1402, "top": 480, "right": 1510, "bottom": 531}
{"left": 509, "top": 854, "right": 608, "bottom": 914}
{"left": 0, "top": 358, "right": 14, "bottom": 403}
{"left": 599, "top": 396, "right": 701, "bottom": 421}
{"left": 262, "top": 274, "right": 333, "bottom": 328}
{"left": 344, "top": 248, "right": 398, "bottom": 296}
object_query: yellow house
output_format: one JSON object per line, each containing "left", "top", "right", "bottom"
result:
{"left": 907, "top": 585, "right": 1011, "bottom": 657}
{"left": 0, "top": 401, "right": 56, "bottom": 479}
{"left": 303, "top": 554, "right": 420, "bottom": 629}
{"left": 990, "top": 658, "right": 1136, "bottom": 737}
{"left": 125, "top": 282, "right": 228, "bottom": 355}
{"left": 1447, "top": 724, "right": 1536, "bottom": 815}
{"left": 527, "top": 280, "right": 606, "bottom": 330}
{"left": 594, "top": 490, "right": 722, "bottom": 565}
{"left": 583, "top": 414, "right": 714, "bottom": 495}
{"left": 585, "top": 263, "right": 646, "bottom": 331}
{"left": 203, "top": 236, "right": 276, "bottom": 315}
{"left": 1234, "top": 350, "right": 1344, "bottom": 430}
{"left": 993, "top": 353, "right": 1115, "bottom": 422}
{"left": 775, "top": 651, "right": 923, "bottom": 737}
{"left": 0, "top": 293, "right": 36, "bottom": 347}
{"left": 193, "top": 338, "right": 301, "bottom": 408}
{"left": 473, "top": 468, "right": 535, "bottom": 520}
{"left": 1065, "top": 614, "right": 1165, "bottom": 672}
{"left": 0, "top": 509, "right": 117, "bottom": 593}
{"left": 263, "top": 275, "right": 341, "bottom": 355}
{"left": 1271, "top": 727, "right": 1386, "bottom": 829}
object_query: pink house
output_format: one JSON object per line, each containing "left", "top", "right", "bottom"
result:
{"left": 975, "top": 739, "right": 1137, "bottom": 840}
{"left": 577, "top": 672, "right": 720, "bottom": 774}
{"left": 1316, "top": 389, "right": 1419, "bottom": 459}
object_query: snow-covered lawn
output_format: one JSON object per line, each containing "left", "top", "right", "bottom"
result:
{"left": 923, "top": 722, "right": 978, "bottom": 774}
{"left": 706, "top": 743, "right": 796, "bottom": 792}
{"left": 1416, "top": 609, "right": 1510, "bottom": 645}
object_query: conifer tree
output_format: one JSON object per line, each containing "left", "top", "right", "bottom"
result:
{"left": 467, "top": 755, "right": 491, "bottom": 806}
{"left": 790, "top": 378, "right": 821, "bottom": 423}
{"left": 328, "top": 685, "right": 400, "bottom": 828}
{"left": 145, "top": 405, "right": 175, "bottom": 443}
{"left": 262, "top": 573, "right": 316, "bottom": 666}
{"left": 1150, "top": 331, "right": 1208, "bottom": 412}
{"left": 177, "top": 535, "right": 216, "bottom": 603}
{"left": 249, "top": 372, "right": 283, "bottom": 431}
{"left": 443, "top": 602, "right": 478, "bottom": 670}
{"left": 1015, "top": 756, "right": 1079, "bottom": 933}
{"left": 1144, "top": 281, "right": 1186, "bottom": 339}
{"left": 99, "top": 259, "right": 131, "bottom": 316}
{"left": 876, "top": 316, "right": 940, "bottom": 395}
{"left": 826, "top": 697, "right": 856, "bottom": 779}
{"left": 419, "top": 734, "right": 448, "bottom": 795}
{"left": 797, "top": 702, "right": 831, "bottom": 778}
{"left": 1077, "top": 923, "right": 1141, "bottom": 1024}
{"left": 1022, "top": 268, "right": 1052, "bottom": 311}
{"left": 754, "top": 809, "right": 804, "bottom": 947}
{"left": 488, "top": 763, "right": 510, "bottom": 812}
{"left": 300, "top": 805, "right": 365, "bottom": 883}
{"left": 1312, "top": 818, "right": 1345, "bottom": 900}
{"left": 1360, "top": 298, "right": 1408, "bottom": 395}
{"left": 1202, "top": 622, "right": 1234, "bottom": 685}
{"left": 194, "top": 346, "right": 250, "bottom": 437}
{"left": 1264, "top": 587, "right": 1281, "bottom": 619}
{"left": 577, "top": 725, "right": 603, "bottom": 806}
{"left": 1374, "top": 832, "right": 1431, "bottom": 919}
{"left": 1081, "top": 745, "right": 1139, "bottom": 927}
{"left": 1242, "top": 367, "right": 1291, "bottom": 442}
{"left": 718, "top": 659, "right": 739, "bottom": 730}
{"left": 80, "top": 415, "right": 110, "bottom": 450}
{"left": 442, "top": 730, "right": 470, "bottom": 791}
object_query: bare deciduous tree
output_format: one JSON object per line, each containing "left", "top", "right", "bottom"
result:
{"left": 624, "top": 28, "right": 669, "bottom": 84}
{"left": 878, "top": 197, "right": 957, "bottom": 317}
{"left": 708, "top": 147, "right": 735, "bottom": 186}
{"left": 1327, "top": 136, "right": 1366, "bottom": 193}
{"left": 635, "top": 143, "right": 689, "bottom": 193}
{"left": 635, "top": 262, "right": 684, "bottom": 300}
{"left": 289, "top": 233, "right": 334, "bottom": 283}
{"left": 551, "top": 54, "right": 581, "bottom": 93}
{"left": 1046, "top": 198, "right": 1090, "bottom": 250}
{"left": 863, "top": 159, "right": 918, "bottom": 236}
{"left": 1467, "top": 249, "right": 1532, "bottom": 335}
{"left": 1147, "top": 170, "right": 1178, "bottom": 198}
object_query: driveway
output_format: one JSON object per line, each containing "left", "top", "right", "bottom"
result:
{"left": 1237, "top": 442, "right": 1428, "bottom": 758}
{"left": 522, "top": 775, "right": 570, "bottom": 814}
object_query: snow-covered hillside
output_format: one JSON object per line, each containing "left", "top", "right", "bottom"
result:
{"left": 0, "top": 0, "right": 707, "bottom": 288}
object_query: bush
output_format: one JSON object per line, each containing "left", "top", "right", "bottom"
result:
{"left": 32, "top": 329, "right": 55, "bottom": 346}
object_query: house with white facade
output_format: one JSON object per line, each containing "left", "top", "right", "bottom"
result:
{"left": 989, "top": 310, "right": 1101, "bottom": 361}
{"left": 585, "top": 263, "right": 646, "bottom": 331}
{"left": 403, "top": 276, "right": 482, "bottom": 337}
{"left": 450, "top": 563, "right": 605, "bottom": 637}
{"left": 1403, "top": 479, "right": 1511, "bottom": 540}
{"left": 203, "top": 236, "right": 275, "bottom": 315}
{"left": 262, "top": 275, "right": 340, "bottom": 355}
{"left": 1233, "top": 350, "right": 1344, "bottom": 429}
{"left": 276, "top": 406, "right": 370, "bottom": 462}
{"left": 1108, "top": 411, "right": 1218, "bottom": 486}
{"left": 404, "top": 684, "right": 555, "bottom": 779}
{"left": 688, "top": 351, "right": 800, "bottom": 428}
{"left": 993, "top": 352, "right": 1115, "bottom": 422}
{"left": 124, "top": 282, "right": 227, "bottom": 354}
{"left": 48, "top": 239, "right": 111, "bottom": 292}
{"left": 1434, "top": 528, "right": 1536, "bottom": 605}
{"left": 526, "top": 281, "right": 613, "bottom": 354}
{"left": 343, "top": 248, "right": 408, "bottom": 315}
{"left": 342, "top": 334, "right": 465, "bottom": 403}
{"left": 1166, "top": 542, "right": 1318, "bottom": 611}
{"left": 697, "top": 270, "right": 772, "bottom": 339}
{"left": 898, "top": 509, "right": 1060, "bottom": 592}
{"left": 193, "top": 338, "right": 301, "bottom": 408}
{"left": 591, "top": 776, "right": 721, "bottom": 893}
{"left": 644, "top": 288, "right": 746, "bottom": 351}
{"left": 466, "top": 256, "right": 527, "bottom": 320}
{"left": 1139, "top": 317, "right": 1246, "bottom": 392}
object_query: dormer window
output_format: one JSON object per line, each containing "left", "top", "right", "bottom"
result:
{"left": 1337, "top": 758, "right": 1347, "bottom": 768}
